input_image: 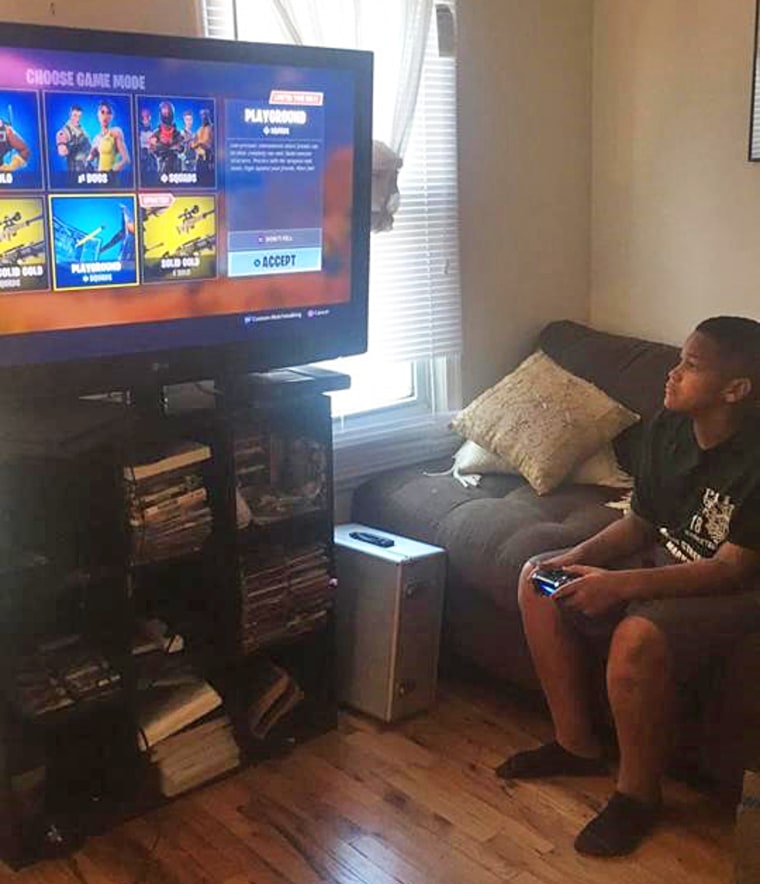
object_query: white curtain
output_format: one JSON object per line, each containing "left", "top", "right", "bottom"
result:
{"left": 270, "top": 0, "right": 433, "bottom": 231}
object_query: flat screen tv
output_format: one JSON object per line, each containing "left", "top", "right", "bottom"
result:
{"left": 0, "top": 22, "right": 372, "bottom": 399}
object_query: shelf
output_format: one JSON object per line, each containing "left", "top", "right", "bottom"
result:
{"left": 1, "top": 374, "right": 339, "bottom": 865}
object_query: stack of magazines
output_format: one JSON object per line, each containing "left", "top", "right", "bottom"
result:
{"left": 124, "top": 441, "right": 213, "bottom": 565}
{"left": 12, "top": 634, "right": 122, "bottom": 719}
{"left": 239, "top": 542, "right": 334, "bottom": 655}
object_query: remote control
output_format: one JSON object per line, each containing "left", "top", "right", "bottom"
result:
{"left": 348, "top": 530, "right": 395, "bottom": 548}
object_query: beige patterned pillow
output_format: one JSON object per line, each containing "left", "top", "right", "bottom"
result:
{"left": 451, "top": 351, "right": 639, "bottom": 495}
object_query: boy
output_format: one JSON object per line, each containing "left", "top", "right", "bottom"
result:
{"left": 498, "top": 316, "right": 760, "bottom": 856}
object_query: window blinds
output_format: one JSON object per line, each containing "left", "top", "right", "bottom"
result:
{"left": 201, "top": 0, "right": 235, "bottom": 38}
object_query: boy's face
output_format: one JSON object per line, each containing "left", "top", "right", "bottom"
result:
{"left": 665, "top": 331, "right": 741, "bottom": 414}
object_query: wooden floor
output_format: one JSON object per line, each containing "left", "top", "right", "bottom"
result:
{"left": 1, "top": 675, "right": 735, "bottom": 884}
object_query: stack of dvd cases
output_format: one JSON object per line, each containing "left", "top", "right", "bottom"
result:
{"left": 124, "top": 441, "right": 213, "bottom": 565}
{"left": 12, "top": 634, "right": 122, "bottom": 719}
{"left": 239, "top": 542, "right": 334, "bottom": 655}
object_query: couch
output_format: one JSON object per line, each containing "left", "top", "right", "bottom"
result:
{"left": 351, "top": 320, "right": 760, "bottom": 796}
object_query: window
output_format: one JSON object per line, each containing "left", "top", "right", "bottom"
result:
{"left": 202, "top": 0, "right": 462, "bottom": 478}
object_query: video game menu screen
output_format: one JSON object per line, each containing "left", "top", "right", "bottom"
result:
{"left": 0, "top": 43, "right": 358, "bottom": 361}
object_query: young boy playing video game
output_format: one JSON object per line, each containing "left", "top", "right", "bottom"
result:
{"left": 498, "top": 316, "right": 760, "bottom": 856}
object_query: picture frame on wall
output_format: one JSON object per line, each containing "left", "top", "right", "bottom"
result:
{"left": 749, "top": 0, "right": 760, "bottom": 159}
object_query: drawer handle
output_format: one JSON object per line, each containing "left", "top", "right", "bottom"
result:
{"left": 404, "top": 580, "right": 427, "bottom": 599}
{"left": 397, "top": 679, "right": 417, "bottom": 697}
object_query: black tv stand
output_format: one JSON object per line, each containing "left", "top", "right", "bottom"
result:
{"left": 215, "top": 364, "right": 351, "bottom": 402}
{"left": 0, "top": 367, "right": 346, "bottom": 867}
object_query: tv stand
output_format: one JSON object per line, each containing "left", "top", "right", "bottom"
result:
{"left": 214, "top": 363, "right": 351, "bottom": 402}
{"left": 0, "top": 367, "right": 348, "bottom": 867}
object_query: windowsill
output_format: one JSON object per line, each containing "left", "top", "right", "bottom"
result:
{"left": 332, "top": 409, "right": 459, "bottom": 489}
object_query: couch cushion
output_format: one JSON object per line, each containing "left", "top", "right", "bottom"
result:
{"left": 538, "top": 321, "right": 679, "bottom": 472}
{"left": 352, "top": 464, "right": 621, "bottom": 611}
{"left": 351, "top": 458, "right": 523, "bottom": 545}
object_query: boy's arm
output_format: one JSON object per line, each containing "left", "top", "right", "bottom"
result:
{"left": 542, "top": 511, "right": 656, "bottom": 569}
{"left": 610, "top": 541, "right": 760, "bottom": 600}
{"left": 553, "top": 542, "right": 760, "bottom": 617}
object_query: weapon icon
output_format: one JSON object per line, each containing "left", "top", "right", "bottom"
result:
{"left": 176, "top": 204, "right": 215, "bottom": 235}
{"left": 143, "top": 204, "right": 169, "bottom": 221}
{"left": 0, "top": 211, "right": 43, "bottom": 242}
{"left": 162, "top": 233, "right": 215, "bottom": 259}
{"left": 0, "top": 239, "right": 45, "bottom": 264}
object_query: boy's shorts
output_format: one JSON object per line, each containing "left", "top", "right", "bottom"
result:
{"left": 529, "top": 546, "right": 760, "bottom": 681}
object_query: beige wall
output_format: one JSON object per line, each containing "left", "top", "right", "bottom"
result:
{"left": 591, "top": 0, "right": 760, "bottom": 346}
{"left": 0, "top": 0, "right": 200, "bottom": 35}
{"left": 457, "top": 0, "right": 593, "bottom": 400}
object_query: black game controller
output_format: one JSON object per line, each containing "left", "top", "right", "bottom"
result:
{"left": 531, "top": 567, "right": 578, "bottom": 597}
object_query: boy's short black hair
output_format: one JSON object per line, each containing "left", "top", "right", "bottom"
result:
{"left": 696, "top": 316, "right": 760, "bottom": 402}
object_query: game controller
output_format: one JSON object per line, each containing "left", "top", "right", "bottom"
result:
{"left": 531, "top": 567, "right": 578, "bottom": 596}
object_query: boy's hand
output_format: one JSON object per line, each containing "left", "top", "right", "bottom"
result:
{"left": 552, "top": 565, "right": 628, "bottom": 617}
{"left": 538, "top": 550, "right": 584, "bottom": 570}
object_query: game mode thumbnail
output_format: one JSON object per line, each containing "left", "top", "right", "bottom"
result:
{"left": 50, "top": 194, "right": 138, "bottom": 291}
{"left": 137, "top": 97, "right": 216, "bottom": 189}
{"left": 0, "top": 90, "right": 43, "bottom": 191}
{"left": 0, "top": 198, "right": 49, "bottom": 292}
{"left": 140, "top": 194, "right": 217, "bottom": 283}
{"left": 45, "top": 92, "right": 134, "bottom": 191}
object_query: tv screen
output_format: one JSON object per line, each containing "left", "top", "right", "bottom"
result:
{"left": 0, "top": 23, "right": 372, "bottom": 397}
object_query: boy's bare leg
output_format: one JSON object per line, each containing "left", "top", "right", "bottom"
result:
{"left": 606, "top": 615, "right": 674, "bottom": 804}
{"left": 517, "top": 562, "right": 601, "bottom": 757}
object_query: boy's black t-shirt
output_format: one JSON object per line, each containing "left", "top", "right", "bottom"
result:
{"left": 631, "top": 409, "right": 760, "bottom": 561}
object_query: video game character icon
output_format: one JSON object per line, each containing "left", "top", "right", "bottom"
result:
{"left": 55, "top": 105, "right": 91, "bottom": 185}
{"left": 87, "top": 100, "right": 131, "bottom": 182}
{"left": 99, "top": 202, "right": 135, "bottom": 262}
{"left": 0, "top": 117, "right": 30, "bottom": 173}
{"left": 181, "top": 110, "right": 196, "bottom": 173}
{"left": 149, "top": 101, "right": 184, "bottom": 177}
{"left": 194, "top": 108, "right": 214, "bottom": 185}
{"left": 138, "top": 107, "right": 155, "bottom": 178}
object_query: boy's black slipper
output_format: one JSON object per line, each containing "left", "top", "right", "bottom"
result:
{"left": 495, "top": 741, "right": 608, "bottom": 780}
{"left": 574, "top": 791, "right": 661, "bottom": 856}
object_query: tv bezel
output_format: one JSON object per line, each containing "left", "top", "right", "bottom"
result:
{"left": 0, "top": 22, "right": 372, "bottom": 399}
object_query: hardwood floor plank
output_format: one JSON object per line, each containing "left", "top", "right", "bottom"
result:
{"left": 193, "top": 779, "right": 327, "bottom": 884}
{"left": 308, "top": 730, "right": 506, "bottom": 844}
{"left": 348, "top": 834, "right": 444, "bottom": 884}
{"left": 237, "top": 760, "right": 437, "bottom": 884}
{"left": 296, "top": 738, "right": 521, "bottom": 884}
{"left": 166, "top": 796, "right": 294, "bottom": 884}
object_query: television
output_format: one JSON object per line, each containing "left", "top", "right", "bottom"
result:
{"left": 0, "top": 22, "right": 372, "bottom": 400}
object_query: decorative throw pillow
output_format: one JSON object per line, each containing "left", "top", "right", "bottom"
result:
{"left": 452, "top": 439, "right": 634, "bottom": 490}
{"left": 451, "top": 350, "right": 639, "bottom": 495}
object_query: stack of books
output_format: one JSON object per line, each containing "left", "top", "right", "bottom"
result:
{"left": 124, "top": 441, "right": 213, "bottom": 565}
{"left": 12, "top": 634, "right": 122, "bottom": 719}
{"left": 239, "top": 542, "right": 334, "bottom": 655}
{"left": 134, "top": 652, "right": 239, "bottom": 798}
{"left": 149, "top": 715, "right": 240, "bottom": 797}
{"left": 246, "top": 659, "right": 304, "bottom": 741}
